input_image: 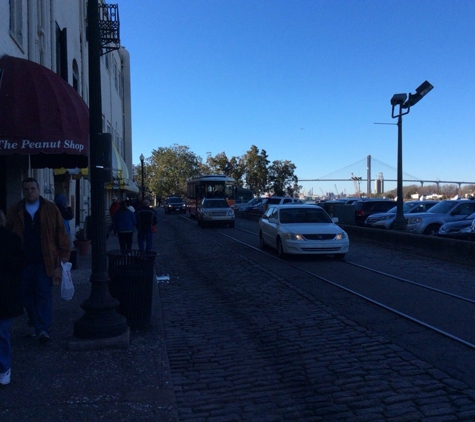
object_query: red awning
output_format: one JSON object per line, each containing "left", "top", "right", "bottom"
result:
{"left": 0, "top": 55, "right": 89, "bottom": 169}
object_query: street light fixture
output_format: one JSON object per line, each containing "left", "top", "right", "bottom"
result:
{"left": 140, "top": 154, "right": 145, "bottom": 200}
{"left": 72, "top": 0, "right": 128, "bottom": 347}
{"left": 391, "top": 81, "right": 433, "bottom": 231}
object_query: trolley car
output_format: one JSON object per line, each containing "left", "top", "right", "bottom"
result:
{"left": 186, "top": 174, "right": 236, "bottom": 217}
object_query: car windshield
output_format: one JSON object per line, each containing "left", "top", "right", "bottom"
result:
{"left": 387, "top": 203, "right": 420, "bottom": 213}
{"left": 247, "top": 198, "right": 262, "bottom": 206}
{"left": 203, "top": 199, "right": 229, "bottom": 208}
{"left": 427, "top": 201, "right": 457, "bottom": 214}
{"left": 279, "top": 208, "right": 332, "bottom": 224}
{"left": 167, "top": 197, "right": 182, "bottom": 203}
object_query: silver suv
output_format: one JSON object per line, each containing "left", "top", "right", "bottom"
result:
{"left": 364, "top": 200, "right": 438, "bottom": 229}
{"left": 197, "top": 198, "right": 235, "bottom": 228}
{"left": 406, "top": 200, "right": 475, "bottom": 235}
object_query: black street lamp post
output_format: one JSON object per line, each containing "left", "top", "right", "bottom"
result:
{"left": 391, "top": 81, "right": 433, "bottom": 231}
{"left": 71, "top": 0, "right": 128, "bottom": 348}
{"left": 140, "top": 154, "right": 145, "bottom": 200}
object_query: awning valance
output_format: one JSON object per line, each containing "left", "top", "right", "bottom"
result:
{"left": 53, "top": 167, "right": 89, "bottom": 179}
{"left": 0, "top": 55, "right": 89, "bottom": 169}
{"left": 105, "top": 142, "right": 139, "bottom": 193}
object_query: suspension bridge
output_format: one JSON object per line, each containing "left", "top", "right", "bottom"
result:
{"left": 298, "top": 156, "right": 475, "bottom": 196}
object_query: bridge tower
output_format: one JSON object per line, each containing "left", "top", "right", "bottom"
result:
{"left": 375, "top": 172, "right": 384, "bottom": 194}
{"left": 366, "top": 155, "right": 371, "bottom": 196}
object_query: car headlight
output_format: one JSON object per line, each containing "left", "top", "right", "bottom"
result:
{"left": 227, "top": 210, "right": 235, "bottom": 217}
{"left": 335, "top": 232, "right": 348, "bottom": 240}
{"left": 407, "top": 217, "right": 422, "bottom": 224}
{"left": 283, "top": 233, "right": 304, "bottom": 240}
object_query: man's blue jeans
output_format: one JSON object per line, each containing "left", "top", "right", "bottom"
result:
{"left": 22, "top": 263, "right": 53, "bottom": 335}
{"left": 137, "top": 229, "right": 153, "bottom": 251}
{"left": 0, "top": 318, "right": 13, "bottom": 373}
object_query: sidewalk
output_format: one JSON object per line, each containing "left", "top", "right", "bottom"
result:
{"left": 0, "top": 233, "right": 179, "bottom": 422}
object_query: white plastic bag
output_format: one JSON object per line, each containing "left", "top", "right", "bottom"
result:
{"left": 60, "top": 262, "right": 74, "bottom": 300}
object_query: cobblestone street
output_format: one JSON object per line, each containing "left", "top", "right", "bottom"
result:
{"left": 157, "top": 214, "right": 475, "bottom": 421}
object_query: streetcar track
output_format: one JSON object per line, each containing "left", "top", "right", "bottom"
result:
{"left": 229, "top": 224, "right": 475, "bottom": 305}
{"left": 180, "top": 216, "right": 475, "bottom": 350}
{"left": 178, "top": 213, "right": 475, "bottom": 348}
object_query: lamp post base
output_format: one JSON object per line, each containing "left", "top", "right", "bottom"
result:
{"left": 68, "top": 328, "right": 129, "bottom": 351}
{"left": 392, "top": 217, "right": 407, "bottom": 231}
{"left": 72, "top": 272, "right": 130, "bottom": 348}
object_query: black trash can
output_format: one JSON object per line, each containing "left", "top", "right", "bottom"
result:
{"left": 107, "top": 250, "right": 158, "bottom": 329}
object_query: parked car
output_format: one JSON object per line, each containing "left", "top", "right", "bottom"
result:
{"left": 237, "top": 197, "right": 265, "bottom": 213}
{"left": 364, "top": 200, "right": 438, "bottom": 229}
{"left": 241, "top": 196, "right": 304, "bottom": 217}
{"left": 353, "top": 199, "right": 396, "bottom": 226}
{"left": 258, "top": 204, "right": 349, "bottom": 259}
{"left": 233, "top": 188, "right": 255, "bottom": 211}
{"left": 197, "top": 198, "right": 235, "bottom": 228}
{"left": 164, "top": 196, "right": 187, "bottom": 214}
{"left": 406, "top": 200, "right": 475, "bottom": 235}
{"left": 437, "top": 212, "right": 475, "bottom": 240}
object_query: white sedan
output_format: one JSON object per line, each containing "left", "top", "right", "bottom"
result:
{"left": 259, "top": 204, "right": 349, "bottom": 259}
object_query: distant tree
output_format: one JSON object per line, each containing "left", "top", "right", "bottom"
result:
{"left": 206, "top": 152, "right": 232, "bottom": 174}
{"left": 148, "top": 144, "right": 201, "bottom": 199}
{"left": 243, "top": 145, "right": 269, "bottom": 195}
{"left": 205, "top": 152, "right": 246, "bottom": 186}
{"left": 267, "top": 160, "right": 298, "bottom": 196}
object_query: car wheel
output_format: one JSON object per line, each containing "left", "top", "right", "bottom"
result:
{"left": 334, "top": 253, "right": 346, "bottom": 260}
{"left": 259, "top": 231, "right": 266, "bottom": 250}
{"left": 423, "top": 224, "right": 441, "bottom": 236}
{"left": 276, "top": 237, "right": 286, "bottom": 259}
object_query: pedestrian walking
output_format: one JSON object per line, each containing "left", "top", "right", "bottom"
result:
{"left": 108, "top": 197, "right": 120, "bottom": 236}
{"left": 135, "top": 199, "right": 157, "bottom": 251}
{"left": 126, "top": 199, "right": 135, "bottom": 213}
{"left": 54, "top": 193, "right": 74, "bottom": 238}
{"left": 6, "top": 177, "right": 70, "bottom": 343}
{"left": 0, "top": 210, "right": 25, "bottom": 386}
{"left": 112, "top": 201, "right": 136, "bottom": 250}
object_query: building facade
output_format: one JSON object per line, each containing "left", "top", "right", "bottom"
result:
{"left": 0, "top": 0, "right": 135, "bottom": 235}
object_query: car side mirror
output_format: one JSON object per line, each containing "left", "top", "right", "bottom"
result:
{"left": 332, "top": 217, "right": 339, "bottom": 224}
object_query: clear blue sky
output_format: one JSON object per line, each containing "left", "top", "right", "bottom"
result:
{"left": 119, "top": 0, "right": 475, "bottom": 196}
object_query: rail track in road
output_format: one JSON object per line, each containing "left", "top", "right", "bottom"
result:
{"left": 179, "top": 213, "right": 475, "bottom": 352}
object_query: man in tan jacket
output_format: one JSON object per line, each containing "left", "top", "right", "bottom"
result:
{"left": 6, "top": 177, "right": 70, "bottom": 343}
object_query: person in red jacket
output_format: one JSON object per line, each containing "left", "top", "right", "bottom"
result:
{"left": 108, "top": 197, "right": 121, "bottom": 236}
{"left": 109, "top": 197, "right": 120, "bottom": 217}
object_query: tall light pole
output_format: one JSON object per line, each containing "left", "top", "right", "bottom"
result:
{"left": 140, "top": 154, "right": 145, "bottom": 200}
{"left": 72, "top": 0, "right": 128, "bottom": 347}
{"left": 391, "top": 81, "right": 433, "bottom": 230}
